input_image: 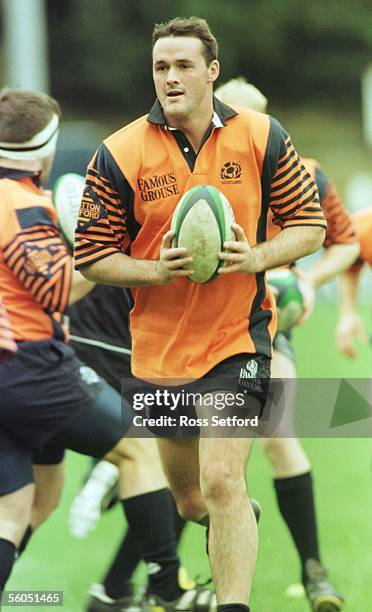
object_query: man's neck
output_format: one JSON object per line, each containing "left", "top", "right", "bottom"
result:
{"left": 182, "top": 120, "right": 212, "bottom": 153}
{"left": 165, "top": 100, "right": 214, "bottom": 153}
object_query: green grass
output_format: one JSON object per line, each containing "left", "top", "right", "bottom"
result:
{"left": 7, "top": 304, "right": 371, "bottom": 610}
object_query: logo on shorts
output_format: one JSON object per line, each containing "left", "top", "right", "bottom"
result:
{"left": 239, "top": 359, "right": 258, "bottom": 380}
{"left": 220, "top": 161, "right": 242, "bottom": 184}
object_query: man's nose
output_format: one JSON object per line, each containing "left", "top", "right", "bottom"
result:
{"left": 166, "top": 66, "right": 180, "bottom": 84}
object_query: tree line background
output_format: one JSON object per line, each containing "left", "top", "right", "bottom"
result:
{"left": 42, "top": 0, "right": 372, "bottom": 121}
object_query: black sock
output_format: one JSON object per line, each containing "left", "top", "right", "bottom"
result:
{"left": 217, "top": 605, "right": 250, "bottom": 612}
{"left": 274, "top": 471, "right": 320, "bottom": 582}
{"left": 0, "top": 538, "right": 16, "bottom": 590}
{"left": 17, "top": 526, "right": 33, "bottom": 558}
{"left": 122, "top": 489, "right": 181, "bottom": 601}
{"left": 104, "top": 494, "right": 186, "bottom": 600}
{"left": 103, "top": 528, "right": 139, "bottom": 599}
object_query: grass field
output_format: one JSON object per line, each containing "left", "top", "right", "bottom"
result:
{"left": 6, "top": 304, "right": 371, "bottom": 611}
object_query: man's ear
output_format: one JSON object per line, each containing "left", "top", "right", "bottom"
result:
{"left": 207, "top": 59, "right": 220, "bottom": 83}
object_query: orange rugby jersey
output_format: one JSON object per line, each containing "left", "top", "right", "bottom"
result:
{"left": 267, "top": 157, "right": 356, "bottom": 249}
{"left": 0, "top": 170, "right": 72, "bottom": 341}
{"left": 352, "top": 207, "right": 372, "bottom": 268}
{"left": 0, "top": 295, "right": 17, "bottom": 360}
{"left": 75, "top": 98, "right": 326, "bottom": 380}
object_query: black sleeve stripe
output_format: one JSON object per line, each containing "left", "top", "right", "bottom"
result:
{"left": 274, "top": 199, "right": 321, "bottom": 220}
{"left": 74, "top": 243, "right": 118, "bottom": 257}
{"left": 277, "top": 147, "right": 296, "bottom": 170}
{"left": 271, "top": 165, "right": 302, "bottom": 192}
{"left": 303, "top": 206, "right": 323, "bottom": 212}
{"left": 270, "top": 172, "right": 308, "bottom": 200}
{"left": 75, "top": 248, "right": 120, "bottom": 269}
{"left": 281, "top": 214, "right": 326, "bottom": 222}
{"left": 271, "top": 181, "right": 318, "bottom": 209}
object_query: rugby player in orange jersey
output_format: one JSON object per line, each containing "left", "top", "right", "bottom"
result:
{"left": 75, "top": 17, "right": 326, "bottom": 612}
{"left": 336, "top": 206, "right": 371, "bottom": 358}
{"left": 0, "top": 88, "right": 198, "bottom": 609}
{"left": 215, "top": 76, "right": 360, "bottom": 611}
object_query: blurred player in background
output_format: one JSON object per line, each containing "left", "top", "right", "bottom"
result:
{"left": 0, "top": 88, "right": 199, "bottom": 610}
{"left": 336, "top": 206, "right": 371, "bottom": 358}
{"left": 75, "top": 16, "right": 326, "bottom": 612}
{"left": 214, "top": 76, "right": 360, "bottom": 612}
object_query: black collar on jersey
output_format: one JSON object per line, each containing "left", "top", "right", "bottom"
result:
{"left": 147, "top": 96, "right": 238, "bottom": 127}
{"left": 0, "top": 167, "right": 41, "bottom": 185}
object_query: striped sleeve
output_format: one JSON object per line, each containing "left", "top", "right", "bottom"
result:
{"left": 0, "top": 296, "right": 16, "bottom": 361}
{"left": 268, "top": 122, "right": 327, "bottom": 230}
{"left": 316, "top": 170, "right": 357, "bottom": 247}
{"left": 2, "top": 219, "right": 72, "bottom": 315}
{"left": 74, "top": 144, "right": 136, "bottom": 269}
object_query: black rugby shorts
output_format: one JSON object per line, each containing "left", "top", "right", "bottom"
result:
{"left": 132, "top": 352, "right": 271, "bottom": 438}
{"left": 0, "top": 339, "right": 133, "bottom": 494}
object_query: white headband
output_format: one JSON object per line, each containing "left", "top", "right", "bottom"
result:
{"left": 0, "top": 114, "right": 59, "bottom": 161}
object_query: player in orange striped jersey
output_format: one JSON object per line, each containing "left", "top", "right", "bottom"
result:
{"left": 336, "top": 206, "right": 371, "bottom": 358}
{"left": 215, "top": 77, "right": 360, "bottom": 612}
{"left": 0, "top": 88, "right": 190, "bottom": 608}
{"left": 75, "top": 17, "right": 326, "bottom": 612}
{"left": 0, "top": 296, "right": 16, "bottom": 361}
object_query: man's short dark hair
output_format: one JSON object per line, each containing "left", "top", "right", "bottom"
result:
{"left": 0, "top": 88, "right": 61, "bottom": 143}
{"left": 152, "top": 16, "right": 218, "bottom": 66}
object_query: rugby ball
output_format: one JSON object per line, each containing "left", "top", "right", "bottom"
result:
{"left": 266, "top": 269, "right": 305, "bottom": 332}
{"left": 53, "top": 173, "right": 85, "bottom": 246}
{"left": 171, "top": 185, "right": 235, "bottom": 283}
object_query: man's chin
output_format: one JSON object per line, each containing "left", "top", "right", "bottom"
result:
{"left": 163, "top": 105, "right": 188, "bottom": 124}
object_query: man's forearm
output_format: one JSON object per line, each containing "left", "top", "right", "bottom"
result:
{"left": 69, "top": 266, "right": 95, "bottom": 305}
{"left": 306, "top": 242, "right": 360, "bottom": 288}
{"left": 252, "top": 225, "right": 325, "bottom": 273}
{"left": 339, "top": 269, "right": 361, "bottom": 315}
{"left": 79, "top": 252, "right": 161, "bottom": 287}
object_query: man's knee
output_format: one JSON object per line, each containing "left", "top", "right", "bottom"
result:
{"left": 0, "top": 485, "right": 34, "bottom": 545}
{"left": 31, "top": 496, "right": 59, "bottom": 529}
{"left": 260, "top": 437, "right": 310, "bottom": 474}
{"left": 200, "top": 464, "right": 245, "bottom": 505}
{"left": 260, "top": 437, "right": 286, "bottom": 463}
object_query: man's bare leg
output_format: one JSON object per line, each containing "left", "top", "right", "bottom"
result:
{"left": 0, "top": 484, "right": 34, "bottom": 592}
{"left": 199, "top": 435, "right": 256, "bottom": 604}
{"left": 158, "top": 427, "right": 257, "bottom": 605}
{"left": 156, "top": 437, "right": 206, "bottom": 522}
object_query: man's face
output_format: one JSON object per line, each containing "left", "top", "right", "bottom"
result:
{"left": 152, "top": 36, "right": 219, "bottom": 124}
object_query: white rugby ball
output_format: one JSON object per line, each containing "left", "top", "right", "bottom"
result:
{"left": 53, "top": 173, "right": 85, "bottom": 246}
{"left": 171, "top": 185, "right": 235, "bottom": 283}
